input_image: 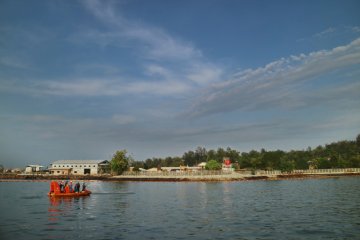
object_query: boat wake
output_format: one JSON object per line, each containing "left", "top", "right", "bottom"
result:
{"left": 91, "top": 192, "right": 135, "bottom": 195}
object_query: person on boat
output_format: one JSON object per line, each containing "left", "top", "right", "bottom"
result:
{"left": 48, "top": 180, "right": 91, "bottom": 196}
{"left": 82, "top": 182, "right": 86, "bottom": 192}
{"left": 69, "top": 181, "right": 73, "bottom": 193}
{"left": 75, "top": 182, "right": 80, "bottom": 193}
{"left": 64, "top": 182, "right": 70, "bottom": 193}
{"left": 59, "top": 181, "right": 64, "bottom": 193}
{"left": 73, "top": 182, "right": 77, "bottom": 192}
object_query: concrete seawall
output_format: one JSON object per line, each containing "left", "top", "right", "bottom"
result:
{"left": 111, "top": 172, "right": 360, "bottom": 182}
{"left": 1, "top": 171, "right": 360, "bottom": 182}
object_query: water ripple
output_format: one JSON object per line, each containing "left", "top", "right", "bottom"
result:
{"left": 0, "top": 178, "right": 359, "bottom": 239}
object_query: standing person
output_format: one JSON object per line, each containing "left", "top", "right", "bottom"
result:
{"left": 73, "top": 182, "right": 77, "bottom": 193}
{"left": 74, "top": 182, "right": 79, "bottom": 192}
{"left": 65, "top": 183, "right": 70, "bottom": 193}
{"left": 82, "top": 182, "right": 86, "bottom": 192}
{"left": 59, "top": 181, "right": 64, "bottom": 193}
{"left": 69, "top": 181, "right": 73, "bottom": 193}
{"left": 63, "top": 181, "right": 68, "bottom": 193}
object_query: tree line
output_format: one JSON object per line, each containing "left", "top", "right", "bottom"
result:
{"left": 111, "top": 134, "right": 360, "bottom": 173}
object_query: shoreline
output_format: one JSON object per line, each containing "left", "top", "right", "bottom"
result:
{"left": 1, "top": 172, "right": 360, "bottom": 182}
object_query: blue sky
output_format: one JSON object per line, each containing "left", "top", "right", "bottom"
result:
{"left": 1, "top": 0, "right": 360, "bottom": 168}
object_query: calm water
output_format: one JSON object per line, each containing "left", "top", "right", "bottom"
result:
{"left": 0, "top": 177, "right": 360, "bottom": 240}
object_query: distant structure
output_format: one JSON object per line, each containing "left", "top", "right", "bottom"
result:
{"left": 25, "top": 165, "right": 45, "bottom": 174}
{"left": 10, "top": 168, "right": 23, "bottom": 173}
{"left": 146, "top": 164, "right": 205, "bottom": 172}
{"left": 222, "top": 157, "right": 234, "bottom": 171}
{"left": 49, "top": 160, "right": 110, "bottom": 175}
{"left": 197, "top": 162, "right": 207, "bottom": 169}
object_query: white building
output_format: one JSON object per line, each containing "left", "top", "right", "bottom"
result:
{"left": 25, "top": 165, "right": 45, "bottom": 174}
{"left": 49, "top": 160, "right": 110, "bottom": 175}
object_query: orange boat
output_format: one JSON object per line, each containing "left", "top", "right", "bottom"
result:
{"left": 48, "top": 181, "right": 91, "bottom": 197}
{"left": 48, "top": 190, "right": 91, "bottom": 197}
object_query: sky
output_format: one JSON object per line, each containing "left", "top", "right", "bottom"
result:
{"left": 1, "top": 0, "right": 360, "bottom": 168}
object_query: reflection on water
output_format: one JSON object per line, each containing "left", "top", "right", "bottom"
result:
{"left": 1, "top": 178, "right": 360, "bottom": 240}
{"left": 197, "top": 182, "right": 208, "bottom": 209}
{"left": 46, "top": 196, "right": 91, "bottom": 239}
{"left": 47, "top": 197, "right": 89, "bottom": 220}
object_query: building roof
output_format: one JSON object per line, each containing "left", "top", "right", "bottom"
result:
{"left": 147, "top": 167, "right": 159, "bottom": 172}
{"left": 51, "top": 160, "right": 108, "bottom": 165}
{"left": 161, "top": 167, "right": 181, "bottom": 170}
{"left": 198, "top": 162, "right": 207, "bottom": 167}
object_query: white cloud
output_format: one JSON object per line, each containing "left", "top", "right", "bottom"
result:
{"left": 145, "top": 64, "right": 172, "bottom": 78}
{"left": 59, "top": 0, "right": 218, "bottom": 97}
{"left": 187, "top": 38, "right": 360, "bottom": 117}
{"left": 187, "top": 64, "right": 223, "bottom": 85}
{"left": 314, "top": 27, "right": 336, "bottom": 38}
{"left": 129, "top": 81, "right": 190, "bottom": 95}
{"left": 347, "top": 26, "right": 360, "bottom": 33}
{"left": 81, "top": 0, "right": 201, "bottom": 61}
{"left": 0, "top": 77, "right": 191, "bottom": 97}
{"left": 42, "top": 80, "right": 114, "bottom": 96}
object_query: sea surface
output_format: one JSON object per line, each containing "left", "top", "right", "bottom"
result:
{"left": 0, "top": 177, "right": 360, "bottom": 240}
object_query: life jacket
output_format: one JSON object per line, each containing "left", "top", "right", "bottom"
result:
{"left": 65, "top": 185, "right": 70, "bottom": 193}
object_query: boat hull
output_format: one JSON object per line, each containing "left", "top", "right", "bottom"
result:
{"left": 48, "top": 190, "right": 91, "bottom": 197}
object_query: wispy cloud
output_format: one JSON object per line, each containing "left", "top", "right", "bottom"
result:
{"left": 187, "top": 38, "right": 360, "bottom": 117}
{"left": 298, "top": 25, "right": 360, "bottom": 42}
{"left": 0, "top": 77, "right": 191, "bottom": 97}
{"left": 25, "top": 0, "right": 218, "bottom": 97}
{"left": 187, "top": 63, "right": 223, "bottom": 85}
{"left": 314, "top": 27, "right": 336, "bottom": 38}
{"left": 80, "top": 0, "right": 201, "bottom": 61}
{"left": 347, "top": 25, "right": 360, "bottom": 33}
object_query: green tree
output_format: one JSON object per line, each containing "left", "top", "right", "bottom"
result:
{"left": 225, "top": 147, "right": 241, "bottom": 165}
{"left": 195, "top": 146, "right": 207, "bottom": 165}
{"left": 262, "top": 150, "right": 284, "bottom": 170}
{"left": 279, "top": 156, "right": 295, "bottom": 173}
{"left": 183, "top": 150, "right": 196, "bottom": 166}
{"left": 205, "top": 160, "right": 222, "bottom": 170}
{"left": 239, "top": 152, "right": 251, "bottom": 168}
{"left": 207, "top": 149, "right": 216, "bottom": 162}
{"left": 216, "top": 148, "right": 227, "bottom": 163}
{"left": 110, "top": 150, "right": 130, "bottom": 175}
{"left": 248, "top": 150, "right": 261, "bottom": 170}
{"left": 131, "top": 160, "right": 145, "bottom": 169}
{"left": 313, "top": 157, "right": 331, "bottom": 169}
{"left": 250, "top": 157, "right": 262, "bottom": 170}
{"left": 169, "top": 156, "right": 183, "bottom": 167}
